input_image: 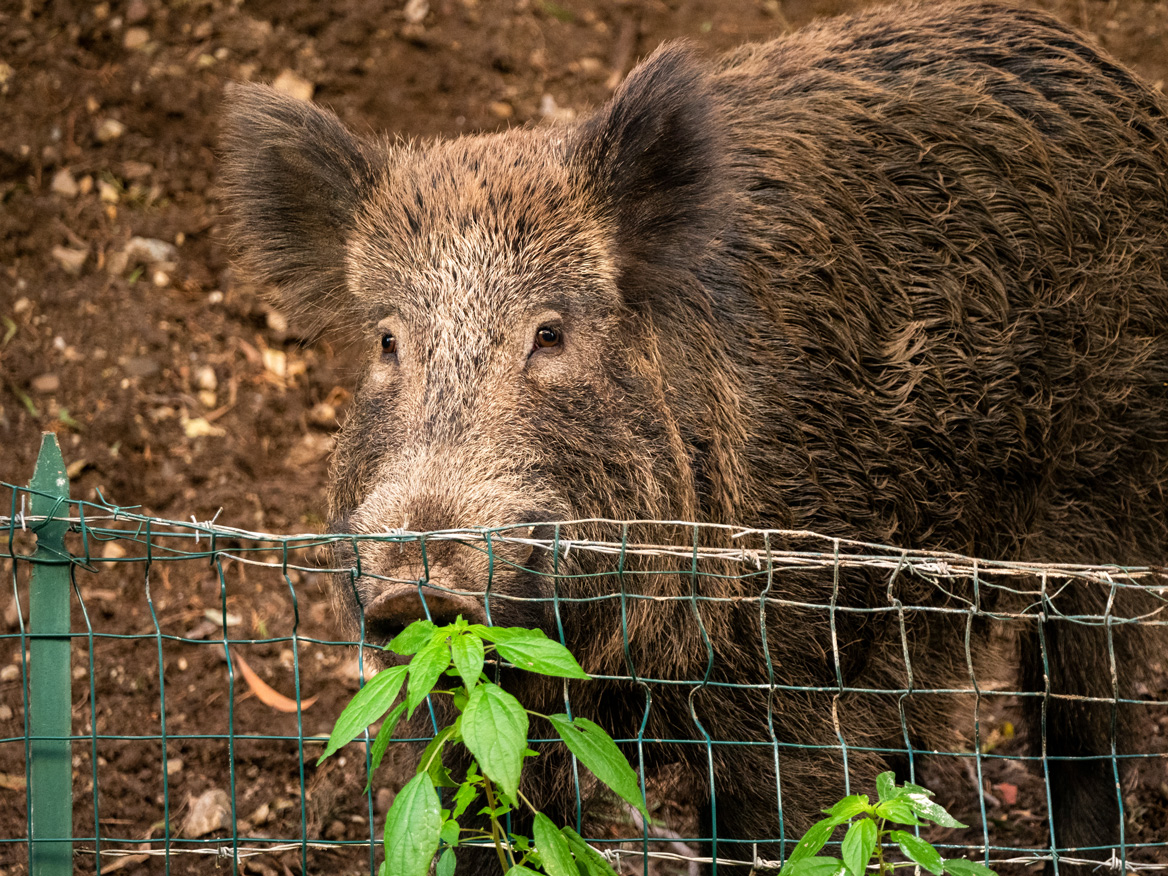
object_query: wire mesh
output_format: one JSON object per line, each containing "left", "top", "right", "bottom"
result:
{"left": 2, "top": 477, "right": 1167, "bottom": 875}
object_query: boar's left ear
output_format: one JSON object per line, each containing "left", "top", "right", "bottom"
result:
{"left": 220, "top": 82, "right": 378, "bottom": 327}
{"left": 569, "top": 42, "right": 727, "bottom": 295}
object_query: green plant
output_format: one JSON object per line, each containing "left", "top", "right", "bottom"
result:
{"left": 318, "top": 616, "right": 647, "bottom": 876}
{"left": 778, "top": 772, "right": 998, "bottom": 876}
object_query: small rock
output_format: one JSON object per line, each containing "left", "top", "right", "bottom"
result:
{"left": 488, "top": 101, "right": 513, "bottom": 119}
{"left": 152, "top": 270, "right": 170, "bottom": 287}
{"left": 198, "top": 390, "right": 217, "bottom": 409}
{"left": 177, "top": 657, "right": 188, "bottom": 671}
{"left": 31, "top": 373, "right": 60, "bottom": 393}
{"left": 375, "top": 787, "right": 394, "bottom": 814}
{"left": 182, "top": 788, "right": 231, "bottom": 838}
{"left": 124, "top": 356, "right": 160, "bottom": 378}
{"left": 95, "top": 118, "right": 126, "bottom": 142}
{"left": 265, "top": 309, "right": 289, "bottom": 335}
{"left": 403, "top": 0, "right": 429, "bottom": 24}
{"left": 123, "top": 27, "right": 150, "bottom": 50}
{"left": 98, "top": 179, "right": 119, "bottom": 203}
{"left": 166, "top": 758, "right": 184, "bottom": 776}
{"left": 308, "top": 402, "right": 337, "bottom": 429}
{"left": 0, "top": 665, "right": 20, "bottom": 683}
{"left": 101, "top": 541, "right": 127, "bottom": 560}
{"left": 194, "top": 366, "right": 218, "bottom": 392}
{"left": 124, "top": 236, "right": 178, "bottom": 266}
{"left": 106, "top": 249, "right": 129, "bottom": 276}
{"left": 72, "top": 666, "right": 88, "bottom": 680}
{"left": 574, "top": 56, "right": 605, "bottom": 77}
{"left": 272, "top": 69, "right": 313, "bottom": 102}
{"left": 125, "top": 0, "right": 149, "bottom": 24}
{"left": 0, "top": 704, "right": 13, "bottom": 721}
{"left": 51, "top": 168, "right": 78, "bottom": 197}
{"left": 248, "top": 802, "right": 271, "bottom": 826}
{"left": 287, "top": 432, "right": 334, "bottom": 467}
{"left": 78, "top": 175, "right": 93, "bottom": 195}
{"left": 51, "top": 245, "right": 88, "bottom": 275}
{"left": 182, "top": 414, "right": 226, "bottom": 439}
{"left": 262, "top": 347, "right": 286, "bottom": 378}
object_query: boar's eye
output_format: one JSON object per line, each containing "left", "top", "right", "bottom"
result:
{"left": 380, "top": 332, "right": 397, "bottom": 356}
{"left": 534, "top": 326, "right": 561, "bottom": 350}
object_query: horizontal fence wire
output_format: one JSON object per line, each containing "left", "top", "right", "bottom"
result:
{"left": 2, "top": 479, "right": 1168, "bottom": 875}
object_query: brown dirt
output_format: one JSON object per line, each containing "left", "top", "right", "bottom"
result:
{"left": 2, "top": 1, "right": 1168, "bottom": 874}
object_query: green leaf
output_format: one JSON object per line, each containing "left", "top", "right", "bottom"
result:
{"left": 562, "top": 827, "right": 620, "bottom": 876}
{"left": 841, "top": 818, "right": 877, "bottom": 876}
{"left": 467, "top": 623, "right": 518, "bottom": 643}
{"left": 407, "top": 637, "right": 452, "bottom": 717}
{"left": 782, "top": 816, "right": 847, "bottom": 872}
{"left": 943, "top": 858, "right": 997, "bottom": 876}
{"left": 383, "top": 773, "right": 441, "bottom": 876}
{"left": 436, "top": 848, "right": 456, "bottom": 876}
{"left": 503, "top": 867, "right": 542, "bottom": 876}
{"left": 451, "top": 780, "right": 478, "bottom": 820}
{"left": 389, "top": 619, "right": 438, "bottom": 655}
{"left": 890, "top": 831, "right": 945, "bottom": 876}
{"left": 317, "top": 665, "right": 407, "bottom": 763}
{"left": 439, "top": 819, "right": 460, "bottom": 848}
{"left": 872, "top": 798, "right": 923, "bottom": 826}
{"left": 902, "top": 791, "right": 966, "bottom": 829}
{"left": 533, "top": 813, "right": 578, "bottom": 876}
{"left": 825, "top": 794, "right": 871, "bottom": 819}
{"left": 418, "top": 724, "right": 459, "bottom": 788}
{"left": 462, "top": 682, "right": 528, "bottom": 799}
{"left": 451, "top": 632, "right": 485, "bottom": 691}
{"left": 495, "top": 629, "right": 589, "bottom": 679}
{"left": 366, "top": 701, "right": 407, "bottom": 791}
{"left": 546, "top": 715, "right": 647, "bottom": 817}
{"left": 785, "top": 858, "right": 847, "bottom": 876}
{"left": 876, "top": 771, "right": 898, "bottom": 801}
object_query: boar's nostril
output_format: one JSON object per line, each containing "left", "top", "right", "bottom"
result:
{"left": 361, "top": 586, "right": 487, "bottom": 646}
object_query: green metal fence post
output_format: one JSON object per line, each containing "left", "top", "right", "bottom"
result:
{"left": 28, "top": 433, "right": 72, "bottom": 875}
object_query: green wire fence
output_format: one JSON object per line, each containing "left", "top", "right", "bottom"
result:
{"left": 3, "top": 433, "right": 1168, "bottom": 875}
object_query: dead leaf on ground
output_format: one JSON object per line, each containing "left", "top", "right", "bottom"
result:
{"left": 234, "top": 651, "right": 318, "bottom": 713}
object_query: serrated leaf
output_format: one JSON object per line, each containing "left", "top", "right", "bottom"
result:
{"left": 533, "top": 813, "right": 578, "bottom": 876}
{"left": 873, "top": 798, "right": 923, "bottom": 826}
{"left": 383, "top": 772, "right": 441, "bottom": 876}
{"left": 782, "top": 816, "right": 847, "bottom": 872}
{"left": 903, "top": 791, "right": 966, "bottom": 828}
{"left": 562, "top": 827, "right": 620, "bottom": 876}
{"left": 890, "top": 831, "right": 945, "bottom": 876}
{"left": 451, "top": 781, "right": 478, "bottom": 820}
{"left": 318, "top": 665, "right": 407, "bottom": 763}
{"left": 841, "top": 818, "right": 877, "bottom": 876}
{"left": 389, "top": 619, "right": 438, "bottom": 655}
{"left": 436, "top": 848, "right": 456, "bottom": 876}
{"left": 451, "top": 632, "right": 485, "bottom": 691}
{"left": 496, "top": 629, "right": 589, "bottom": 679}
{"left": 462, "top": 682, "right": 528, "bottom": 799}
{"left": 366, "top": 701, "right": 407, "bottom": 791}
{"left": 785, "top": 858, "right": 847, "bottom": 876}
{"left": 943, "top": 858, "right": 997, "bottom": 876}
{"left": 407, "top": 638, "right": 452, "bottom": 717}
{"left": 825, "top": 794, "right": 871, "bottom": 819}
{"left": 547, "top": 714, "right": 647, "bottom": 817}
{"left": 467, "top": 623, "right": 523, "bottom": 643}
{"left": 876, "top": 771, "right": 898, "bottom": 801}
{"left": 439, "top": 819, "right": 460, "bottom": 848}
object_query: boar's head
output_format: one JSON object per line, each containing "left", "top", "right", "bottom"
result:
{"left": 221, "top": 45, "right": 741, "bottom": 653}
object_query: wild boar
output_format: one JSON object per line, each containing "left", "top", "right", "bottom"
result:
{"left": 222, "top": 0, "right": 1168, "bottom": 869}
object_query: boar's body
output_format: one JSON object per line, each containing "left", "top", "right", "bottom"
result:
{"left": 224, "top": 1, "right": 1168, "bottom": 869}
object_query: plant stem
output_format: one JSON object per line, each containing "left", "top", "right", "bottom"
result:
{"left": 482, "top": 777, "right": 515, "bottom": 872}
{"left": 876, "top": 819, "right": 888, "bottom": 875}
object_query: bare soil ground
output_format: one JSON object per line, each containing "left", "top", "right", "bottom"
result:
{"left": 2, "top": 1, "right": 1168, "bottom": 874}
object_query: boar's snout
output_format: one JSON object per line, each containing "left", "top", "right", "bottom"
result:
{"left": 333, "top": 500, "right": 557, "bottom": 646}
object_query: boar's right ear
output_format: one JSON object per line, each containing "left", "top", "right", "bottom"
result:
{"left": 220, "top": 83, "right": 377, "bottom": 325}
{"left": 569, "top": 43, "right": 727, "bottom": 298}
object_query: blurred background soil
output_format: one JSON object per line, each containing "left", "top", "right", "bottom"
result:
{"left": 1, "top": 1, "right": 1167, "bottom": 873}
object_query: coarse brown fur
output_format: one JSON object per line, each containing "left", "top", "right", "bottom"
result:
{"left": 222, "top": 1, "right": 1168, "bottom": 870}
